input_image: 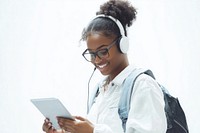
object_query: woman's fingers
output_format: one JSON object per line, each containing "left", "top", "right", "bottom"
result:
{"left": 57, "top": 117, "right": 94, "bottom": 133}
{"left": 43, "top": 118, "right": 55, "bottom": 133}
{"left": 57, "top": 117, "right": 76, "bottom": 132}
{"left": 75, "top": 116, "right": 85, "bottom": 121}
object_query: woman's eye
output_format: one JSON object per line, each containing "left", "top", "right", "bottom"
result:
{"left": 90, "top": 54, "right": 95, "bottom": 59}
{"left": 98, "top": 49, "right": 108, "bottom": 56}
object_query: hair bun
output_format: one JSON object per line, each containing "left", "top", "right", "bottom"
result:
{"left": 96, "top": 0, "right": 137, "bottom": 28}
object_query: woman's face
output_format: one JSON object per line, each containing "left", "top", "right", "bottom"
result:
{"left": 86, "top": 32, "right": 128, "bottom": 80}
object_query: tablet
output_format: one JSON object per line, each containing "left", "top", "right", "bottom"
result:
{"left": 31, "top": 98, "right": 74, "bottom": 129}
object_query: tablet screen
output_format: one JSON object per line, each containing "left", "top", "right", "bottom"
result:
{"left": 31, "top": 98, "right": 74, "bottom": 129}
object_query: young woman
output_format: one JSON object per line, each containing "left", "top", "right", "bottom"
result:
{"left": 42, "top": 0, "right": 167, "bottom": 133}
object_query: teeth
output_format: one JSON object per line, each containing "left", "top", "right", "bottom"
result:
{"left": 98, "top": 63, "right": 107, "bottom": 68}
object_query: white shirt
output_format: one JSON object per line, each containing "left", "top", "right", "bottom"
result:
{"left": 87, "top": 65, "right": 167, "bottom": 133}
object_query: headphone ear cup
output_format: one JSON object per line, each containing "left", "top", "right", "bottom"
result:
{"left": 119, "top": 36, "right": 129, "bottom": 54}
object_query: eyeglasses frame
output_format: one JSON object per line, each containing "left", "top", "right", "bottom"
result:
{"left": 82, "top": 37, "right": 119, "bottom": 62}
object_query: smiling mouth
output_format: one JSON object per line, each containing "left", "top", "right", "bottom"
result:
{"left": 96, "top": 63, "right": 108, "bottom": 69}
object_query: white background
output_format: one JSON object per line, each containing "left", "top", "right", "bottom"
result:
{"left": 0, "top": 0, "right": 199, "bottom": 132}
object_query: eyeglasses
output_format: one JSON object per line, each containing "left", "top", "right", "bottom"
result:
{"left": 82, "top": 38, "right": 119, "bottom": 62}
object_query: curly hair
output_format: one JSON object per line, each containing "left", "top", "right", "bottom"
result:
{"left": 81, "top": 0, "right": 137, "bottom": 41}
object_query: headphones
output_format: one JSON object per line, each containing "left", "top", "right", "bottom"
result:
{"left": 92, "top": 14, "right": 129, "bottom": 54}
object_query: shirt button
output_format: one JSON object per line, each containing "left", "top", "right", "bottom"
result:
{"left": 111, "top": 83, "right": 114, "bottom": 86}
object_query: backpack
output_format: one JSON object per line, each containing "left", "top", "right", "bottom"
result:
{"left": 88, "top": 68, "right": 189, "bottom": 133}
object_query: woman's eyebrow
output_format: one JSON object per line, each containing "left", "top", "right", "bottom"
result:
{"left": 88, "top": 44, "right": 108, "bottom": 51}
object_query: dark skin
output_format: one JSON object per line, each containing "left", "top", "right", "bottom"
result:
{"left": 87, "top": 32, "right": 129, "bottom": 81}
{"left": 42, "top": 116, "right": 93, "bottom": 133}
{"left": 42, "top": 32, "right": 129, "bottom": 133}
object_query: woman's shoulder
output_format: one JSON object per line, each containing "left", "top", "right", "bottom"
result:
{"left": 133, "top": 72, "right": 161, "bottom": 93}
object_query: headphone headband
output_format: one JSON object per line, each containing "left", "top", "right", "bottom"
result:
{"left": 91, "top": 14, "right": 129, "bottom": 54}
{"left": 94, "top": 14, "right": 126, "bottom": 37}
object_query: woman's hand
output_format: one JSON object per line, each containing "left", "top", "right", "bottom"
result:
{"left": 42, "top": 118, "right": 64, "bottom": 133}
{"left": 42, "top": 118, "right": 56, "bottom": 133}
{"left": 57, "top": 116, "right": 94, "bottom": 133}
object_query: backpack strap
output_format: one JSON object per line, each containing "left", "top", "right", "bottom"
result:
{"left": 118, "top": 68, "right": 155, "bottom": 132}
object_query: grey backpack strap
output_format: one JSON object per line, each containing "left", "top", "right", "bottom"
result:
{"left": 118, "top": 68, "right": 155, "bottom": 132}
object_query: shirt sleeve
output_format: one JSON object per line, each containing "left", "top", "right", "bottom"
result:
{"left": 126, "top": 74, "right": 167, "bottom": 133}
